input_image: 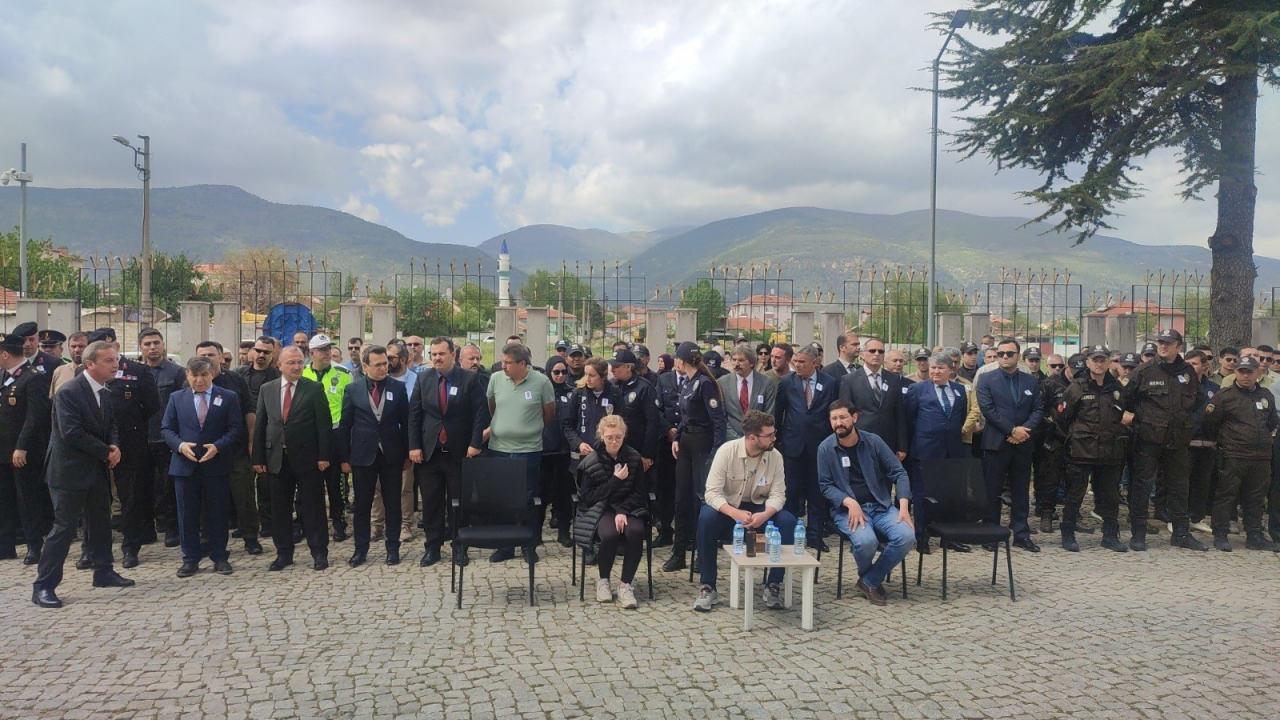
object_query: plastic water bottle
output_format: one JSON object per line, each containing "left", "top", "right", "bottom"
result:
{"left": 793, "top": 518, "right": 806, "bottom": 555}
{"left": 733, "top": 522, "right": 745, "bottom": 555}
{"left": 767, "top": 525, "right": 782, "bottom": 563}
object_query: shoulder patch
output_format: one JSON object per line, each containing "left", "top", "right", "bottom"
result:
{"left": 708, "top": 398, "right": 718, "bottom": 409}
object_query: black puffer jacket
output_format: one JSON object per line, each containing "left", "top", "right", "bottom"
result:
{"left": 577, "top": 441, "right": 647, "bottom": 517}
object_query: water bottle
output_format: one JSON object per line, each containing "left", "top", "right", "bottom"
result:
{"left": 793, "top": 518, "right": 806, "bottom": 555}
{"left": 733, "top": 522, "right": 745, "bottom": 555}
{"left": 767, "top": 525, "right": 782, "bottom": 563}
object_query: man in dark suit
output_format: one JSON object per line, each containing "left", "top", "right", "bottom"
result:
{"left": 774, "top": 343, "right": 839, "bottom": 549}
{"left": 717, "top": 344, "right": 777, "bottom": 440}
{"left": 0, "top": 332, "right": 52, "bottom": 564}
{"left": 252, "top": 345, "right": 333, "bottom": 571}
{"left": 339, "top": 345, "right": 410, "bottom": 567}
{"left": 823, "top": 331, "right": 861, "bottom": 379}
{"left": 837, "top": 336, "right": 907, "bottom": 458}
{"left": 903, "top": 352, "right": 970, "bottom": 552}
{"left": 160, "top": 356, "right": 244, "bottom": 577}
{"left": 409, "top": 337, "right": 487, "bottom": 567}
{"left": 33, "top": 340, "right": 132, "bottom": 608}
{"left": 976, "top": 338, "right": 1045, "bottom": 552}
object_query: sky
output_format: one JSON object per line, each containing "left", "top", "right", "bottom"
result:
{"left": 0, "top": 0, "right": 1276, "bottom": 254}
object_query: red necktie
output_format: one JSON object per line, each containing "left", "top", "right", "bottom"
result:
{"left": 740, "top": 377, "right": 749, "bottom": 412}
{"left": 282, "top": 381, "right": 293, "bottom": 422}
{"left": 438, "top": 375, "right": 449, "bottom": 445}
{"left": 370, "top": 379, "right": 381, "bottom": 407}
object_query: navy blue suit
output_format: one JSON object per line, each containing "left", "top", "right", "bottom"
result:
{"left": 976, "top": 369, "right": 1044, "bottom": 540}
{"left": 160, "top": 385, "right": 244, "bottom": 564}
{"left": 774, "top": 370, "right": 839, "bottom": 543}
{"left": 903, "top": 380, "right": 968, "bottom": 538}
{"left": 339, "top": 376, "right": 410, "bottom": 554}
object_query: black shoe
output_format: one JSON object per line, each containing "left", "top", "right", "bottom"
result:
{"left": 163, "top": 532, "right": 180, "bottom": 548}
{"left": 420, "top": 547, "right": 441, "bottom": 567}
{"left": 1171, "top": 534, "right": 1208, "bottom": 551}
{"left": 583, "top": 547, "right": 597, "bottom": 566}
{"left": 557, "top": 529, "right": 572, "bottom": 548}
{"left": 1061, "top": 532, "right": 1079, "bottom": 553}
{"left": 231, "top": 528, "right": 243, "bottom": 539}
{"left": 1245, "top": 534, "right": 1278, "bottom": 551}
{"left": 176, "top": 562, "right": 199, "bottom": 578}
{"left": 809, "top": 538, "right": 830, "bottom": 553}
{"left": 452, "top": 545, "right": 470, "bottom": 566}
{"left": 313, "top": 556, "right": 330, "bottom": 571}
{"left": 92, "top": 570, "right": 135, "bottom": 588}
{"left": 1101, "top": 536, "right": 1129, "bottom": 552}
{"left": 1013, "top": 538, "right": 1040, "bottom": 553}
{"left": 32, "top": 588, "right": 62, "bottom": 608}
{"left": 1129, "top": 532, "right": 1148, "bottom": 552}
{"left": 0, "top": 546, "right": 18, "bottom": 560}
{"left": 244, "top": 538, "right": 264, "bottom": 555}
{"left": 122, "top": 551, "right": 139, "bottom": 569}
{"left": 489, "top": 547, "right": 516, "bottom": 563}
{"left": 386, "top": 548, "right": 400, "bottom": 565}
{"left": 214, "top": 559, "right": 233, "bottom": 574}
{"left": 981, "top": 542, "right": 999, "bottom": 552}
{"left": 348, "top": 552, "right": 367, "bottom": 567}
{"left": 268, "top": 557, "right": 293, "bottom": 571}
{"left": 23, "top": 546, "right": 40, "bottom": 565}
{"left": 661, "top": 552, "right": 687, "bottom": 572}
{"left": 917, "top": 538, "right": 932, "bottom": 555}
{"left": 652, "top": 529, "right": 673, "bottom": 548}
{"left": 291, "top": 528, "right": 304, "bottom": 544}
{"left": 522, "top": 547, "right": 539, "bottom": 564}
{"left": 941, "top": 540, "right": 971, "bottom": 553}
{"left": 75, "top": 553, "right": 92, "bottom": 570}
{"left": 1000, "top": 492, "right": 1012, "bottom": 507}
{"left": 1213, "top": 536, "right": 1233, "bottom": 552}
{"left": 1039, "top": 514, "right": 1053, "bottom": 534}
{"left": 332, "top": 526, "right": 348, "bottom": 543}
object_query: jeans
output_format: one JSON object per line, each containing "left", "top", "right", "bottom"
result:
{"left": 696, "top": 502, "right": 796, "bottom": 589}
{"left": 833, "top": 502, "right": 915, "bottom": 590}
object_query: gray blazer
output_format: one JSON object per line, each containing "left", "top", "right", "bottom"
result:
{"left": 717, "top": 370, "right": 777, "bottom": 440}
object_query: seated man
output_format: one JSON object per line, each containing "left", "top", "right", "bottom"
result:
{"left": 818, "top": 400, "right": 915, "bottom": 606}
{"left": 693, "top": 410, "right": 796, "bottom": 613}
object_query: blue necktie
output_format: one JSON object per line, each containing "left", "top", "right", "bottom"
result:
{"left": 1008, "top": 375, "right": 1019, "bottom": 407}
{"left": 938, "top": 385, "right": 952, "bottom": 416}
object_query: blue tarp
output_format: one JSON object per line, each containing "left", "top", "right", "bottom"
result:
{"left": 262, "top": 302, "right": 316, "bottom": 342}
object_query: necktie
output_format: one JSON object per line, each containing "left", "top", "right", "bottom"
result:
{"left": 370, "top": 379, "right": 382, "bottom": 407}
{"left": 740, "top": 378, "right": 749, "bottom": 412}
{"left": 196, "top": 391, "right": 208, "bottom": 428}
{"left": 438, "top": 375, "right": 449, "bottom": 445}
{"left": 804, "top": 377, "right": 813, "bottom": 408}
{"left": 282, "top": 381, "right": 293, "bottom": 422}
{"left": 1008, "top": 375, "right": 1019, "bottom": 406}
{"left": 871, "top": 372, "right": 883, "bottom": 403}
{"left": 938, "top": 385, "right": 952, "bottom": 416}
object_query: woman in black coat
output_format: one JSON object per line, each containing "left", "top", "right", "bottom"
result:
{"left": 542, "top": 356, "right": 575, "bottom": 546}
{"left": 576, "top": 414, "right": 646, "bottom": 609}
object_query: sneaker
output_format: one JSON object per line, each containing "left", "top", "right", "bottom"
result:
{"left": 617, "top": 582, "right": 638, "bottom": 609}
{"left": 596, "top": 578, "right": 613, "bottom": 603}
{"left": 692, "top": 585, "right": 718, "bottom": 612}
{"left": 1190, "top": 520, "right": 1212, "bottom": 534}
{"left": 763, "top": 583, "right": 784, "bottom": 610}
{"left": 1089, "top": 510, "right": 1103, "bottom": 522}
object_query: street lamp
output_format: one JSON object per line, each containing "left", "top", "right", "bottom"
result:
{"left": 927, "top": 9, "right": 970, "bottom": 349}
{"left": 112, "top": 133, "right": 152, "bottom": 327}
{"left": 0, "top": 144, "right": 33, "bottom": 296}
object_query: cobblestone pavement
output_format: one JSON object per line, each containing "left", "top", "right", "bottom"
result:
{"left": 2, "top": 512, "right": 1278, "bottom": 720}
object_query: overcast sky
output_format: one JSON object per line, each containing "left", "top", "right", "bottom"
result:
{"left": 0, "top": 0, "right": 1275, "bottom": 254}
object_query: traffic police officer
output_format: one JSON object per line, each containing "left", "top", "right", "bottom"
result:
{"left": 0, "top": 332, "right": 53, "bottom": 563}
{"left": 1202, "top": 356, "right": 1279, "bottom": 551}
{"left": 1057, "top": 345, "right": 1128, "bottom": 552}
{"left": 663, "top": 341, "right": 726, "bottom": 571}
{"left": 106, "top": 337, "right": 162, "bottom": 568}
{"left": 302, "top": 334, "right": 351, "bottom": 542}
{"left": 1121, "top": 328, "right": 1204, "bottom": 551}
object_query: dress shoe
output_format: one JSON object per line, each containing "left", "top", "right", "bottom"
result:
{"left": 941, "top": 540, "right": 971, "bottom": 553}
{"left": 385, "top": 548, "right": 400, "bottom": 566}
{"left": 312, "top": 556, "right": 330, "bottom": 571}
{"left": 1245, "top": 533, "right": 1278, "bottom": 551}
{"left": 244, "top": 538, "right": 264, "bottom": 555}
{"left": 176, "top": 562, "right": 199, "bottom": 578}
{"left": 1012, "top": 538, "right": 1040, "bottom": 553}
{"left": 1171, "top": 534, "right": 1208, "bottom": 551}
{"left": 32, "top": 588, "right": 62, "bottom": 608}
{"left": 1100, "top": 536, "right": 1128, "bottom": 552}
{"left": 122, "top": 551, "right": 139, "bottom": 569}
{"left": 661, "top": 552, "right": 686, "bottom": 572}
{"left": 0, "top": 546, "right": 17, "bottom": 560}
{"left": 981, "top": 543, "right": 999, "bottom": 552}
{"left": 452, "top": 545, "right": 470, "bottom": 567}
{"left": 163, "top": 531, "right": 180, "bottom": 548}
{"left": 522, "top": 547, "right": 539, "bottom": 564}
{"left": 332, "top": 526, "right": 348, "bottom": 543}
{"left": 348, "top": 551, "right": 367, "bottom": 567}
{"left": 75, "top": 552, "right": 92, "bottom": 570}
{"left": 1060, "top": 531, "right": 1080, "bottom": 553}
{"left": 23, "top": 546, "right": 41, "bottom": 565}
{"left": 489, "top": 547, "right": 516, "bottom": 563}
{"left": 557, "top": 529, "right": 572, "bottom": 548}
{"left": 214, "top": 559, "right": 233, "bottom": 574}
{"left": 917, "top": 539, "right": 932, "bottom": 555}
{"left": 810, "top": 539, "right": 830, "bottom": 553}
{"left": 231, "top": 528, "right": 243, "bottom": 539}
{"left": 652, "top": 529, "right": 673, "bottom": 548}
{"left": 855, "top": 579, "right": 887, "bottom": 606}
{"left": 92, "top": 570, "right": 135, "bottom": 588}
{"left": 420, "top": 547, "right": 441, "bottom": 567}
{"left": 268, "top": 557, "right": 293, "bottom": 571}
{"left": 1213, "top": 535, "right": 1233, "bottom": 552}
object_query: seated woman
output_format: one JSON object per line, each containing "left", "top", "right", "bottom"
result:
{"left": 575, "top": 415, "right": 647, "bottom": 609}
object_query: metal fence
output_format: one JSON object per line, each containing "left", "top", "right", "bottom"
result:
{"left": 690, "top": 264, "right": 795, "bottom": 344}
{"left": 1125, "top": 270, "right": 1210, "bottom": 347}
{"left": 390, "top": 258, "right": 498, "bottom": 341}
{"left": 984, "top": 268, "right": 1084, "bottom": 351}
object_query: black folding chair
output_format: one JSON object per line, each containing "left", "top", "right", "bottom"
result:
{"left": 450, "top": 457, "right": 542, "bottom": 608}
{"left": 914, "top": 457, "right": 1016, "bottom": 601}
{"left": 571, "top": 491, "right": 657, "bottom": 600}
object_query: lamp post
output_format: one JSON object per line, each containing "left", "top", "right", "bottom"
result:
{"left": 928, "top": 9, "right": 970, "bottom": 349}
{"left": 1, "top": 144, "right": 34, "bottom": 296}
{"left": 112, "top": 134, "right": 152, "bottom": 327}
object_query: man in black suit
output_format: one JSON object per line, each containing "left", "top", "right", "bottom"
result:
{"left": 774, "top": 344, "right": 840, "bottom": 548}
{"left": 837, "top": 337, "right": 908, "bottom": 459}
{"left": 339, "top": 345, "right": 410, "bottom": 567}
{"left": 976, "top": 338, "right": 1044, "bottom": 552}
{"left": 409, "top": 336, "right": 487, "bottom": 567}
{"left": 823, "top": 331, "right": 861, "bottom": 379}
{"left": 0, "top": 332, "right": 52, "bottom": 564}
{"left": 33, "top": 340, "right": 132, "bottom": 608}
{"left": 251, "top": 346, "right": 333, "bottom": 571}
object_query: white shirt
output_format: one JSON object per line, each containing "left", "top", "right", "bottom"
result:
{"left": 933, "top": 382, "right": 957, "bottom": 409}
{"left": 192, "top": 388, "right": 213, "bottom": 415}
{"left": 85, "top": 374, "right": 107, "bottom": 407}
{"left": 735, "top": 372, "right": 754, "bottom": 402}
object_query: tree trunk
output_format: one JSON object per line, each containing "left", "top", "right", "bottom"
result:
{"left": 1207, "top": 62, "right": 1259, "bottom": 349}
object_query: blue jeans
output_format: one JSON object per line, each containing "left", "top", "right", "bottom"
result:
{"left": 697, "top": 502, "right": 796, "bottom": 589}
{"left": 485, "top": 450, "right": 544, "bottom": 548}
{"left": 833, "top": 502, "right": 915, "bottom": 590}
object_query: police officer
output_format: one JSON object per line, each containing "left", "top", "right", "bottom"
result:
{"left": 565, "top": 344, "right": 587, "bottom": 385}
{"left": 105, "top": 335, "right": 162, "bottom": 568}
{"left": 1033, "top": 347, "right": 1070, "bottom": 533}
{"left": 140, "top": 328, "right": 188, "bottom": 548}
{"left": 653, "top": 347, "right": 683, "bottom": 547}
{"left": 11, "top": 322, "right": 60, "bottom": 376}
{"left": 1057, "top": 345, "right": 1128, "bottom": 552}
{"left": 663, "top": 341, "right": 726, "bottom": 571}
{"left": 1184, "top": 349, "right": 1219, "bottom": 533}
{"left": 703, "top": 350, "right": 729, "bottom": 379}
{"left": 0, "top": 332, "right": 53, "bottom": 563}
{"left": 608, "top": 348, "right": 660, "bottom": 475}
{"left": 302, "top": 334, "right": 351, "bottom": 542}
{"left": 1202, "top": 356, "right": 1279, "bottom": 551}
{"left": 632, "top": 345, "right": 656, "bottom": 386}
{"left": 1121, "top": 328, "right": 1205, "bottom": 551}
{"left": 563, "top": 357, "right": 621, "bottom": 469}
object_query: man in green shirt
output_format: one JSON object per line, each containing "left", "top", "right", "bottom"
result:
{"left": 302, "top": 334, "right": 352, "bottom": 541}
{"left": 485, "top": 343, "right": 556, "bottom": 564}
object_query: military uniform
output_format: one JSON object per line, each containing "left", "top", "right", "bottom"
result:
{"left": 1202, "top": 366, "right": 1279, "bottom": 550}
{"left": 105, "top": 357, "right": 161, "bottom": 564}
{"left": 1058, "top": 367, "right": 1128, "bottom": 551}
{"left": 0, "top": 351, "right": 53, "bottom": 563}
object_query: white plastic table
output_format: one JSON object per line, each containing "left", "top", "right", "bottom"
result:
{"left": 725, "top": 544, "right": 821, "bottom": 631}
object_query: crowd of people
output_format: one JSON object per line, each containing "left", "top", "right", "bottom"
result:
{"left": 7, "top": 321, "right": 1277, "bottom": 612}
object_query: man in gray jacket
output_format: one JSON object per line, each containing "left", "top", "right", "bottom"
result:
{"left": 717, "top": 344, "right": 777, "bottom": 440}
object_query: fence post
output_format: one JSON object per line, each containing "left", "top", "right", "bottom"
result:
{"left": 675, "top": 308, "right": 697, "bottom": 344}
{"left": 1252, "top": 317, "right": 1278, "bottom": 348}
{"left": 340, "top": 302, "right": 365, "bottom": 344}
{"left": 963, "top": 312, "right": 990, "bottom": 342}
{"left": 525, "top": 307, "right": 550, "bottom": 366}
{"left": 369, "top": 303, "right": 396, "bottom": 344}
{"left": 1082, "top": 314, "right": 1107, "bottom": 349}
{"left": 15, "top": 299, "right": 48, "bottom": 329}
{"left": 937, "top": 312, "right": 963, "bottom": 349}
{"left": 210, "top": 301, "right": 240, "bottom": 354}
{"left": 1105, "top": 315, "right": 1137, "bottom": 352}
{"left": 495, "top": 306, "right": 517, "bottom": 349}
{"left": 178, "top": 301, "right": 210, "bottom": 360}
{"left": 791, "top": 311, "right": 815, "bottom": 348}
{"left": 645, "top": 308, "right": 669, "bottom": 364}
{"left": 820, "top": 312, "right": 844, "bottom": 354}
{"left": 47, "top": 299, "right": 80, "bottom": 334}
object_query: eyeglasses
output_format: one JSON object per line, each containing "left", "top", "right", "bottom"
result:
{"left": 551, "top": 369, "right": 566, "bottom": 375}
{"left": 864, "top": 348, "right": 884, "bottom": 354}
{"left": 996, "top": 351, "right": 1018, "bottom": 358}
{"left": 347, "top": 346, "right": 360, "bottom": 351}
{"left": 1049, "top": 363, "right": 1064, "bottom": 369}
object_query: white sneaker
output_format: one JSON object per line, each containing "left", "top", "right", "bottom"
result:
{"left": 692, "top": 585, "right": 718, "bottom": 612}
{"left": 1167, "top": 522, "right": 1174, "bottom": 534}
{"left": 763, "top": 583, "right": 784, "bottom": 610}
{"left": 617, "top": 582, "right": 638, "bottom": 609}
{"left": 1191, "top": 520, "right": 1212, "bottom": 534}
{"left": 1089, "top": 511, "right": 1103, "bottom": 522}
{"left": 596, "top": 578, "right": 613, "bottom": 603}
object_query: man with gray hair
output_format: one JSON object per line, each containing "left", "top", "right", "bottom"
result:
{"left": 718, "top": 344, "right": 777, "bottom": 440}
{"left": 774, "top": 343, "right": 839, "bottom": 549}
{"left": 901, "top": 352, "right": 970, "bottom": 552}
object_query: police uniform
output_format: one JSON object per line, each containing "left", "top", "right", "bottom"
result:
{"left": 1202, "top": 357, "right": 1279, "bottom": 550}
{"left": 668, "top": 343, "right": 727, "bottom": 567}
{"left": 653, "top": 366, "right": 682, "bottom": 544}
{"left": 1187, "top": 374, "right": 1220, "bottom": 529}
{"left": 0, "top": 333, "right": 53, "bottom": 563}
{"left": 1057, "top": 347, "right": 1128, "bottom": 551}
{"left": 147, "top": 354, "right": 188, "bottom": 545}
{"left": 105, "top": 356, "right": 162, "bottom": 565}
{"left": 563, "top": 382, "right": 620, "bottom": 462}
{"left": 608, "top": 350, "right": 661, "bottom": 463}
{"left": 302, "top": 338, "right": 352, "bottom": 540}
{"left": 1033, "top": 366, "right": 1072, "bottom": 532}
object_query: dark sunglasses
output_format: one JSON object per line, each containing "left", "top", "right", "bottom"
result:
{"left": 347, "top": 346, "right": 361, "bottom": 351}
{"left": 551, "top": 369, "right": 566, "bottom": 375}
{"left": 996, "top": 351, "right": 1018, "bottom": 358}
{"left": 1049, "top": 363, "right": 1064, "bottom": 369}
{"left": 864, "top": 348, "right": 884, "bottom": 354}
{"left": 252, "top": 348, "right": 271, "bottom": 354}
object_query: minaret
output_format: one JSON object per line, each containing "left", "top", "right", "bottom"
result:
{"left": 498, "top": 238, "right": 511, "bottom": 307}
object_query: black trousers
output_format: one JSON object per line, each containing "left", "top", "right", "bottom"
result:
{"left": 783, "top": 452, "right": 826, "bottom": 544}
{"left": 1187, "top": 446, "right": 1217, "bottom": 524}
{"left": 228, "top": 451, "right": 259, "bottom": 540}
{"left": 1062, "top": 463, "right": 1121, "bottom": 534}
{"left": 1032, "top": 443, "right": 1065, "bottom": 517}
{"left": 417, "top": 449, "right": 461, "bottom": 551}
{"left": 12, "top": 457, "right": 53, "bottom": 551}
{"left": 353, "top": 455, "right": 402, "bottom": 553}
{"left": 1214, "top": 455, "right": 1269, "bottom": 537}
{"left": 542, "top": 453, "right": 572, "bottom": 532}
{"left": 673, "top": 429, "right": 713, "bottom": 550}
{"left": 653, "top": 437, "right": 676, "bottom": 532}
{"left": 0, "top": 463, "right": 20, "bottom": 550}
{"left": 35, "top": 477, "right": 114, "bottom": 591}
{"left": 1131, "top": 441, "right": 1190, "bottom": 534}
{"left": 983, "top": 444, "right": 1034, "bottom": 541}
{"left": 150, "top": 441, "right": 177, "bottom": 535}
{"left": 115, "top": 447, "right": 153, "bottom": 553}
{"left": 269, "top": 455, "right": 328, "bottom": 559}
{"left": 596, "top": 513, "right": 645, "bottom": 583}
{"left": 324, "top": 428, "right": 346, "bottom": 528}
